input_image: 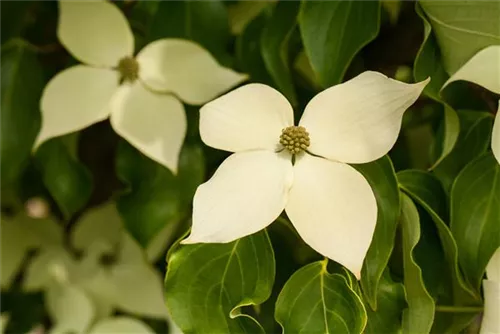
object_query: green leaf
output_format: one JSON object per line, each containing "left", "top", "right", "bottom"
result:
{"left": 275, "top": 260, "right": 367, "bottom": 333}
{"left": 165, "top": 231, "right": 275, "bottom": 333}
{"left": 260, "top": 1, "right": 299, "bottom": 106}
{"left": 149, "top": 1, "right": 231, "bottom": 63}
{"left": 433, "top": 111, "right": 494, "bottom": 192}
{"left": 413, "top": 4, "right": 460, "bottom": 169}
{"left": 419, "top": 0, "right": 500, "bottom": 75}
{"left": 116, "top": 141, "right": 204, "bottom": 246}
{"left": 400, "top": 193, "right": 435, "bottom": 333}
{"left": 1, "top": 42, "right": 44, "bottom": 186}
{"left": 398, "top": 170, "right": 481, "bottom": 333}
{"left": 298, "top": 0, "right": 380, "bottom": 88}
{"left": 0, "top": 313, "right": 8, "bottom": 334}
{"left": 364, "top": 269, "right": 405, "bottom": 334}
{"left": 353, "top": 156, "right": 400, "bottom": 310}
{"left": 35, "top": 138, "right": 93, "bottom": 219}
{"left": 227, "top": 1, "right": 272, "bottom": 35}
{"left": 1, "top": 2, "right": 32, "bottom": 42}
{"left": 235, "top": 12, "right": 273, "bottom": 85}
{"left": 432, "top": 105, "right": 460, "bottom": 169}
{"left": 451, "top": 153, "right": 500, "bottom": 291}
{"left": 413, "top": 3, "right": 448, "bottom": 101}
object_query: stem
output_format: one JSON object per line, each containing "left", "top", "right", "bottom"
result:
{"left": 435, "top": 305, "right": 483, "bottom": 313}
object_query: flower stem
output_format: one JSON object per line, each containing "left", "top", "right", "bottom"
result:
{"left": 435, "top": 305, "right": 483, "bottom": 313}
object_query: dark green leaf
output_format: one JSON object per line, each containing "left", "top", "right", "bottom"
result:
{"left": 1, "top": 2, "right": 33, "bottom": 42}
{"left": 354, "top": 156, "right": 400, "bottom": 310}
{"left": 400, "top": 193, "right": 435, "bottom": 333}
{"left": 35, "top": 138, "right": 92, "bottom": 220}
{"left": 451, "top": 153, "right": 500, "bottom": 291}
{"left": 235, "top": 12, "right": 273, "bottom": 85}
{"left": 1, "top": 42, "right": 43, "bottom": 186}
{"left": 116, "top": 141, "right": 204, "bottom": 246}
{"left": 298, "top": 0, "right": 380, "bottom": 88}
{"left": 398, "top": 171, "right": 479, "bottom": 295}
{"left": 431, "top": 105, "right": 460, "bottom": 169}
{"left": 398, "top": 171, "right": 482, "bottom": 332}
{"left": 413, "top": 3, "right": 448, "bottom": 101}
{"left": 419, "top": 0, "right": 500, "bottom": 75}
{"left": 260, "top": 1, "right": 299, "bottom": 106}
{"left": 165, "top": 231, "right": 274, "bottom": 333}
{"left": 149, "top": 1, "right": 231, "bottom": 63}
{"left": 275, "top": 260, "right": 366, "bottom": 333}
{"left": 364, "top": 269, "right": 405, "bottom": 334}
{"left": 433, "top": 111, "right": 494, "bottom": 192}
{"left": 413, "top": 4, "right": 460, "bottom": 169}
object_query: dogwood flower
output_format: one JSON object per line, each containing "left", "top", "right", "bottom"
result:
{"left": 34, "top": 0, "right": 246, "bottom": 173}
{"left": 481, "top": 247, "right": 500, "bottom": 334}
{"left": 183, "top": 71, "right": 429, "bottom": 277}
{"left": 1, "top": 202, "right": 181, "bottom": 334}
{"left": 443, "top": 45, "right": 500, "bottom": 164}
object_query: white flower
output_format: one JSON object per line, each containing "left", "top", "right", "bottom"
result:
{"left": 443, "top": 45, "right": 500, "bottom": 164}
{"left": 3, "top": 202, "right": 182, "bottom": 333}
{"left": 182, "top": 71, "right": 429, "bottom": 278}
{"left": 34, "top": 0, "right": 247, "bottom": 173}
{"left": 481, "top": 247, "right": 500, "bottom": 334}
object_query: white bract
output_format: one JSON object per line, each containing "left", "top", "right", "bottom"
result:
{"left": 442, "top": 45, "right": 500, "bottom": 164}
{"left": 481, "top": 247, "right": 500, "bottom": 334}
{"left": 34, "top": 0, "right": 246, "bottom": 173}
{"left": 183, "top": 71, "right": 429, "bottom": 278}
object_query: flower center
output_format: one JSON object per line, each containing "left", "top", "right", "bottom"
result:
{"left": 118, "top": 56, "right": 139, "bottom": 83}
{"left": 279, "top": 126, "right": 310, "bottom": 154}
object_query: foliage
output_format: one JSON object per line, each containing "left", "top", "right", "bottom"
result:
{"left": 1, "top": 1, "right": 499, "bottom": 333}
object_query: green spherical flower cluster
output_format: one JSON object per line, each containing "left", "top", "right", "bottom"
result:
{"left": 279, "top": 126, "right": 310, "bottom": 154}
{"left": 118, "top": 56, "right": 139, "bottom": 83}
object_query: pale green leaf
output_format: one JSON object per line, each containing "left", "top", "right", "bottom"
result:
{"left": 299, "top": 1, "right": 380, "bottom": 88}
{"left": 400, "top": 193, "right": 435, "bottom": 333}
{"left": 275, "top": 260, "right": 367, "bottom": 333}
{"left": 165, "top": 231, "right": 275, "bottom": 333}
{"left": 419, "top": 0, "right": 500, "bottom": 75}
{"left": 451, "top": 153, "right": 500, "bottom": 291}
